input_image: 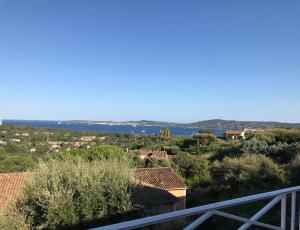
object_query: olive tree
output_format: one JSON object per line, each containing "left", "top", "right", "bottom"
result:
{"left": 0, "top": 157, "right": 134, "bottom": 229}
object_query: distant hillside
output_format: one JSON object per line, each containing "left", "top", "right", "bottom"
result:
{"left": 84, "top": 119, "right": 300, "bottom": 130}
{"left": 187, "top": 119, "right": 300, "bottom": 130}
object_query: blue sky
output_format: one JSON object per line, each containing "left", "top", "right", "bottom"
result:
{"left": 1, "top": 0, "right": 299, "bottom": 123}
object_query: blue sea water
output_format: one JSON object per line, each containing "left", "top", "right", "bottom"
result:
{"left": 3, "top": 120, "right": 224, "bottom": 136}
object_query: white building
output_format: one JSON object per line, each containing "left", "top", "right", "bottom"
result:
{"left": 10, "top": 139, "right": 21, "bottom": 143}
{"left": 0, "top": 140, "right": 6, "bottom": 145}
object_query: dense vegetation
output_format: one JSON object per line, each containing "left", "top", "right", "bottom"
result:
{"left": 0, "top": 157, "right": 138, "bottom": 229}
{"left": 1, "top": 124, "right": 300, "bottom": 229}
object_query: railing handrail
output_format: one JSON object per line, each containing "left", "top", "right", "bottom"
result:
{"left": 91, "top": 185, "right": 300, "bottom": 230}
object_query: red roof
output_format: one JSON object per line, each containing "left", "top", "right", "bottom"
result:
{"left": 0, "top": 172, "right": 27, "bottom": 212}
{"left": 133, "top": 167, "right": 187, "bottom": 190}
{"left": 225, "top": 130, "right": 243, "bottom": 135}
{"left": 139, "top": 149, "right": 170, "bottom": 159}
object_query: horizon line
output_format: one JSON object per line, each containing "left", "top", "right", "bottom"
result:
{"left": 2, "top": 118, "right": 300, "bottom": 125}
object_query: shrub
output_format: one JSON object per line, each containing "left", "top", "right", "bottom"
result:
{"left": 0, "top": 157, "right": 134, "bottom": 229}
{"left": 164, "top": 146, "right": 181, "bottom": 155}
{"left": 193, "top": 133, "right": 216, "bottom": 146}
{"left": 144, "top": 157, "right": 171, "bottom": 168}
{"left": 0, "top": 205, "right": 30, "bottom": 230}
{"left": 211, "top": 154, "right": 285, "bottom": 195}
{"left": 86, "top": 145, "right": 124, "bottom": 160}
{"left": 273, "top": 129, "right": 300, "bottom": 144}
{"left": 267, "top": 142, "right": 300, "bottom": 164}
{"left": 248, "top": 129, "right": 300, "bottom": 145}
{"left": 246, "top": 131, "right": 276, "bottom": 144}
{"left": 172, "top": 153, "right": 210, "bottom": 187}
{"left": 5, "top": 142, "right": 30, "bottom": 154}
{"left": 0, "top": 146, "right": 6, "bottom": 154}
{"left": 0, "top": 155, "right": 36, "bottom": 173}
{"left": 215, "top": 143, "right": 242, "bottom": 160}
{"left": 241, "top": 138, "right": 268, "bottom": 154}
{"left": 287, "top": 155, "right": 300, "bottom": 185}
{"left": 221, "top": 138, "right": 300, "bottom": 164}
{"left": 65, "top": 145, "right": 125, "bottom": 161}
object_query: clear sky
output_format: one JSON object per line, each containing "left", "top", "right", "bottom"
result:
{"left": 1, "top": 0, "right": 299, "bottom": 123}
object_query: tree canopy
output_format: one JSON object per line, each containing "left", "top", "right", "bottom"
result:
{"left": 0, "top": 157, "right": 135, "bottom": 229}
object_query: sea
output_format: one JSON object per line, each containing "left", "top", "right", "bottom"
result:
{"left": 3, "top": 120, "right": 224, "bottom": 137}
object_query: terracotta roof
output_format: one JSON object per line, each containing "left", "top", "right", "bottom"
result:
{"left": 0, "top": 172, "right": 27, "bottom": 213}
{"left": 133, "top": 167, "right": 187, "bottom": 190}
{"left": 225, "top": 130, "right": 244, "bottom": 135}
{"left": 139, "top": 149, "right": 170, "bottom": 159}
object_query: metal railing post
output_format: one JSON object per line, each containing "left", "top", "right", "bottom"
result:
{"left": 281, "top": 194, "right": 287, "bottom": 230}
{"left": 291, "top": 192, "right": 296, "bottom": 230}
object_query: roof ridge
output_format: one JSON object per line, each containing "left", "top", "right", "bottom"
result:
{"left": 134, "top": 167, "right": 172, "bottom": 170}
{"left": 0, "top": 172, "right": 28, "bottom": 175}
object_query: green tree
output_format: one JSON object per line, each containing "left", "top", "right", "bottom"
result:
{"left": 160, "top": 128, "right": 170, "bottom": 140}
{"left": 5, "top": 142, "right": 30, "bottom": 154}
{"left": 0, "top": 146, "right": 6, "bottom": 155}
{"left": 0, "top": 155, "right": 36, "bottom": 173}
{"left": 0, "top": 157, "right": 135, "bottom": 229}
{"left": 173, "top": 153, "right": 210, "bottom": 187}
{"left": 160, "top": 128, "right": 170, "bottom": 151}
{"left": 65, "top": 145, "right": 125, "bottom": 161}
{"left": 87, "top": 145, "right": 124, "bottom": 160}
{"left": 287, "top": 155, "right": 300, "bottom": 185}
{"left": 193, "top": 133, "right": 216, "bottom": 153}
{"left": 35, "top": 143, "right": 50, "bottom": 155}
{"left": 211, "top": 154, "right": 285, "bottom": 195}
{"left": 144, "top": 157, "right": 171, "bottom": 168}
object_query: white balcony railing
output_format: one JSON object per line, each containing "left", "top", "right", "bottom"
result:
{"left": 91, "top": 186, "right": 300, "bottom": 230}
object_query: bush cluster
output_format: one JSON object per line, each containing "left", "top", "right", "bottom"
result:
{"left": 0, "top": 157, "right": 134, "bottom": 230}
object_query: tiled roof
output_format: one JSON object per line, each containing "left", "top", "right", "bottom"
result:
{"left": 139, "top": 149, "right": 170, "bottom": 159}
{"left": 0, "top": 172, "right": 27, "bottom": 213}
{"left": 133, "top": 167, "right": 187, "bottom": 190}
{"left": 225, "top": 130, "right": 243, "bottom": 135}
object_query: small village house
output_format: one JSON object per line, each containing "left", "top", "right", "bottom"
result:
{"left": 72, "top": 141, "right": 84, "bottom": 148}
{"left": 133, "top": 167, "right": 187, "bottom": 214}
{"left": 138, "top": 149, "right": 171, "bottom": 160}
{"left": 0, "top": 140, "right": 7, "bottom": 145}
{"left": 224, "top": 130, "right": 246, "bottom": 140}
{"left": 80, "top": 136, "right": 96, "bottom": 142}
{"left": 48, "top": 141, "right": 63, "bottom": 149}
{"left": 10, "top": 138, "right": 21, "bottom": 143}
{"left": 30, "top": 148, "right": 36, "bottom": 152}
